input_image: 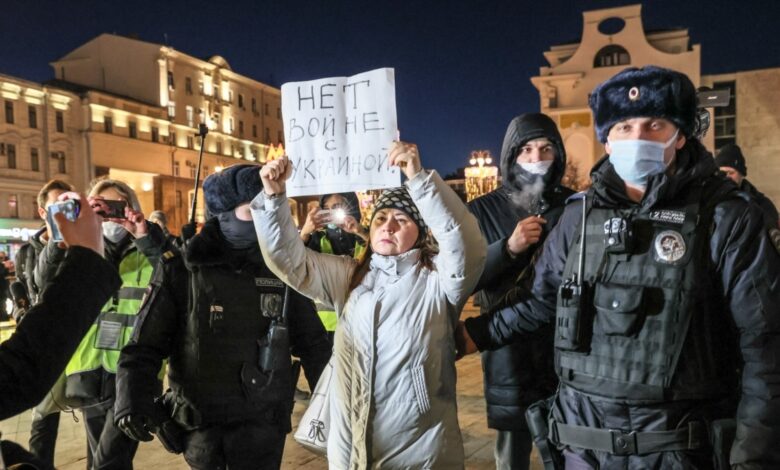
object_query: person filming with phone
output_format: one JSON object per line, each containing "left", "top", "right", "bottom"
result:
{"left": 300, "top": 192, "right": 368, "bottom": 343}
{"left": 61, "top": 178, "right": 169, "bottom": 470}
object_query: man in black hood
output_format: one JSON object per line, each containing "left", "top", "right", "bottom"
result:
{"left": 461, "top": 66, "right": 780, "bottom": 469}
{"left": 468, "top": 113, "right": 574, "bottom": 470}
{"left": 115, "top": 164, "right": 330, "bottom": 469}
{"left": 715, "top": 143, "right": 779, "bottom": 231}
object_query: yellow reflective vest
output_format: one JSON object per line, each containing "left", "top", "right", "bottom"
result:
{"left": 317, "top": 235, "right": 365, "bottom": 332}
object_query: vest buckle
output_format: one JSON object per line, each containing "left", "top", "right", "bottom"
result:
{"left": 610, "top": 429, "right": 637, "bottom": 456}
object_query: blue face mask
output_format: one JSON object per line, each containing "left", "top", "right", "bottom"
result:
{"left": 608, "top": 131, "right": 679, "bottom": 187}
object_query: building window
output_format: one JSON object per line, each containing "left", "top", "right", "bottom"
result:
{"left": 104, "top": 116, "right": 113, "bottom": 134}
{"left": 173, "top": 160, "right": 180, "bottom": 176}
{"left": 252, "top": 124, "right": 257, "bottom": 138}
{"left": 31, "top": 148, "right": 39, "bottom": 172}
{"left": 129, "top": 121, "right": 138, "bottom": 138}
{"left": 229, "top": 118, "right": 234, "bottom": 134}
{"left": 5, "top": 101, "right": 14, "bottom": 124}
{"left": 28, "top": 105, "right": 37, "bottom": 129}
{"left": 51, "top": 151, "right": 66, "bottom": 174}
{"left": 0, "top": 143, "right": 5, "bottom": 155}
{"left": 176, "top": 190, "right": 183, "bottom": 207}
{"left": 56, "top": 111, "right": 64, "bottom": 132}
{"left": 714, "top": 81, "right": 737, "bottom": 151}
{"left": 185, "top": 77, "right": 193, "bottom": 95}
{"left": 264, "top": 127, "right": 270, "bottom": 143}
{"left": 186, "top": 106, "right": 194, "bottom": 127}
{"left": 594, "top": 45, "right": 630, "bottom": 67}
{"left": 264, "top": 103, "right": 269, "bottom": 116}
{"left": 189, "top": 163, "right": 196, "bottom": 178}
{"left": 170, "top": 131, "right": 177, "bottom": 146}
{"left": 238, "top": 120, "right": 244, "bottom": 137}
{"left": 216, "top": 141, "right": 223, "bottom": 155}
{"left": 278, "top": 130, "right": 283, "bottom": 143}
{"left": 238, "top": 94, "right": 244, "bottom": 109}
{"left": 251, "top": 98, "right": 257, "bottom": 112}
{"left": 167, "top": 102, "right": 176, "bottom": 119}
{"left": 8, "top": 195, "right": 18, "bottom": 218}
{"left": 151, "top": 126, "right": 159, "bottom": 143}
{"left": 7, "top": 144, "right": 16, "bottom": 169}
{"left": 277, "top": 107, "right": 281, "bottom": 119}
{"left": 187, "top": 135, "right": 194, "bottom": 149}
{"left": 168, "top": 71, "right": 175, "bottom": 89}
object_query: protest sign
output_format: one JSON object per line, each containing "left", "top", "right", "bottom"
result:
{"left": 281, "top": 68, "right": 399, "bottom": 197}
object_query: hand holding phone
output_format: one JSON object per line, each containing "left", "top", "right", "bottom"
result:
{"left": 47, "top": 199, "right": 81, "bottom": 243}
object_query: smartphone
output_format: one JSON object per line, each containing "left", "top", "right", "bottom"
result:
{"left": 97, "top": 199, "right": 128, "bottom": 219}
{"left": 319, "top": 209, "right": 346, "bottom": 225}
{"left": 46, "top": 199, "right": 80, "bottom": 242}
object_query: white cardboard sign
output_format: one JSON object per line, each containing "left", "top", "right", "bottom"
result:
{"left": 281, "top": 68, "right": 400, "bottom": 197}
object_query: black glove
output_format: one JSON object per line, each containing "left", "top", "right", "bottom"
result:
{"left": 116, "top": 414, "right": 155, "bottom": 442}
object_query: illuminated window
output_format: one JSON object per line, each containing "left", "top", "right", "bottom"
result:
{"left": 8, "top": 195, "right": 18, "bottom": 218}
{"left": 167, "top": 103, "right": 176, "bottom": 118}
{"left": 186, "top": 106, "right": 194, "bottom": 127}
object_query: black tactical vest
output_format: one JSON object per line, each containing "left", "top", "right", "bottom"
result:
{"left": 554, "top": 187, "right": 740, "bottom": 403}
{"left": 167, "top": 261, "right": 293, "bottom": 427}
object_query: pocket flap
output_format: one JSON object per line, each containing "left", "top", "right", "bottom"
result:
{"left": 593, "top": 283, "right": 644, "bottom": 313}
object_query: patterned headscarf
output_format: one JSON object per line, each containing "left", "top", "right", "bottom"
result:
{"left": 371, "top": 187, "right": 428, "bottom": 240}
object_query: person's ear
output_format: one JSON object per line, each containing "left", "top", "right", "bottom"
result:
{"left": 38, "top": 206, "right": 46, "bottom": 220}
{"left": 675, "top": 134, "right": 686, "bottom": 150}
{"left": 604, "top": 141, "right": 612, "bottom": 155}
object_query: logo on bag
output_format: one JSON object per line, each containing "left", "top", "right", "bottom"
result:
{"left": 654, "top": 230, "right": 686, "bottom": 263}
{"left": 308, "top": 420, "right": 326, "bottom": 442}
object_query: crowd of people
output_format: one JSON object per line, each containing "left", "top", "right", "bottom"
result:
{"left": 0, "top": 65, "right": 778, "bottom": 470}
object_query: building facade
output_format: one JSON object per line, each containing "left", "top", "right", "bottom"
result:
{"left": 0, "top": 73, "right": 84, "bottom": 256}
{"left": 50, "top": 34, "right": 285, "bottom": 231}
{"left": 530, "top": 4, "right": 710, "bottom": 188}
{"left": 701, "top": 68, "right": 780, "bottom": 207}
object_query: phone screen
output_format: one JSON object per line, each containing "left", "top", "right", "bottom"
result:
{"left": 46, "top": 200, "right": 80, "bottom": 242}
{"left": 99, "top": 200, "right": 128, "bottom": 219}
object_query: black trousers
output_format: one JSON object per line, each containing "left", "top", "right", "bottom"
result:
{"left": 182, "top": 420, "right": 286, "bottom": 470}
{"left": 28, "top": 412, "right": 60, "bottom": 467}
{"left": 83, "top": 402, "right": 139, "bottom": 470}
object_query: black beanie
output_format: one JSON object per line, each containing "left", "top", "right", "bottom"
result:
{"left": 371, "top": 187, "right": 428, "bottom": 240}
{"left": 203, "top": 164, "right": 263, "bottom": 214}
{"left": 589, "top": 66, "right": 697, "bottom": 143}
{"left": 714, "top": 144, "right": 747, "bottom": 176}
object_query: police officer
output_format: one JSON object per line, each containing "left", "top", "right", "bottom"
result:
{"left": 114, "top": 164, "right": 330, "bottom": 470}
{"left": 715, "top": 143, "right": 779, "bottom": 229}
{"left": 458, "top": 66, "right": 780, "bottom": 468}
{"left": 467, "top": 113, "right": 573, "bottom": 470}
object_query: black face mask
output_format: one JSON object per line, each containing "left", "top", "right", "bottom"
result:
{"left": 217, "top": 210, "right": 257, "bottom": 248}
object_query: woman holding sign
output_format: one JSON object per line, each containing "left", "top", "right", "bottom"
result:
{"left": 252, "top": 142, "right": 486, "bottom": 469}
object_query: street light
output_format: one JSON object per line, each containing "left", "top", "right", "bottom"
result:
{"left": 464, "top": 150, "right": 498, "bottom": 202}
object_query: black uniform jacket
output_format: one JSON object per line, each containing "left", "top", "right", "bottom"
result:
{"left": 466, "top": 141, "right": 780, "bottom": 467}
{"left": 114, "top": 218, "right": 330, "bottom": 423}
{"left": 0, "top": 247, "right": 121, "bottom": 419}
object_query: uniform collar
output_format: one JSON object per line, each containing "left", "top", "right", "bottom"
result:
{"left": 370, "top": 249, "right": 420, "bottom": 278}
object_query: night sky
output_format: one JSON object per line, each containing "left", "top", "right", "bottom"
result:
{"left": 2, "top": 0, "right": 778, "bottom": 177}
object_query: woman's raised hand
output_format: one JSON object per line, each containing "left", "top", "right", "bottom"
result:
{"left": 260, "top": 156, "right": 293, "bottom": 196}
{"left": 389, "top": 141, "right": 422, "bottom": 180}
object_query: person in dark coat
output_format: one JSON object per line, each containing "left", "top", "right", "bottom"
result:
{"left": 715, "top": 143, "right": 779, "bottom": 230}
{"left": 0, "top": 192, "right": 121, "bottom": 469}
{"left": 459, "top": 66, "right": 780, "bottom": 469}
{"left": 115, "top": 164, "right": 330, "bottom": 470}
{"left": 467, "top": 113, "right": 573, "bottom": 470}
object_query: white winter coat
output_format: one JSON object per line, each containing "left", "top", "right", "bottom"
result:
{"left": 251, "top": 170, "right": 486, "bottom": 469}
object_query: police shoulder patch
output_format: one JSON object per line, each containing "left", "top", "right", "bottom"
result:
{"left": 654, "top": 230, "right": 687, "bottom": 264}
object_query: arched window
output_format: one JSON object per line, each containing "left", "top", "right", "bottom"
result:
{"left": 594, "top": 45, "right": 631, "bottom": 68}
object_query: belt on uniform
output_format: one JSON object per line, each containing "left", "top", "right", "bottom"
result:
{"left": 550, "top": 420, "right": 706, "bottom": 456}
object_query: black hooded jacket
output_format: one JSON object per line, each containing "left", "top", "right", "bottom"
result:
{"left": 467, "top": 113, "right": 573, "bottom": 430}
{"left": 466, "top": 139, "right": 780, "bottom": 467}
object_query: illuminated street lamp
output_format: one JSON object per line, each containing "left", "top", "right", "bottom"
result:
{"left": 464, "top": 150, "right": 498, "bottom": 201}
